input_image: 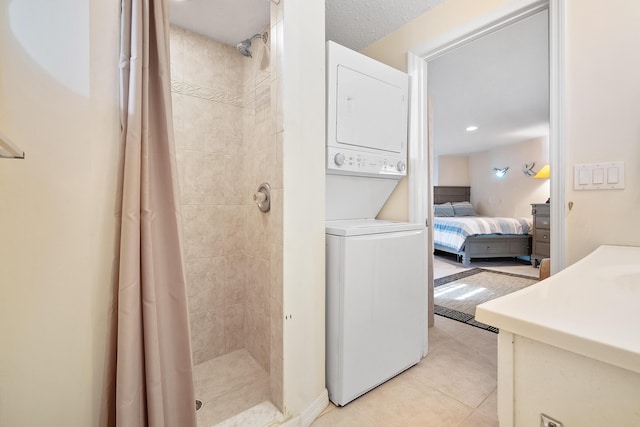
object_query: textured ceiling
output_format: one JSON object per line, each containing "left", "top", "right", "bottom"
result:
{"left": 168, "top": 0, "right": 447, "bottom": 51}
{"left": 326, "top": 0, "right": 445, "bottom": 51}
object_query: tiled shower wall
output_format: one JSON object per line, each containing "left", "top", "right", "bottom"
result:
{"left": 170, "top": 26, "right": 247, "bottom": 366}
{"left": 169, "top": 23, "right": 282, "bottom": 405}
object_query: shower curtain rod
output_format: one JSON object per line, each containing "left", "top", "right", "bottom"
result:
{"left": 0, "top": 129, "right": 25, "bottom": 159}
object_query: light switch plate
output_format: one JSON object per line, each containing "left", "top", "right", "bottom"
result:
{"left": 574, "top": 161, "right": 624, "bottom": 190}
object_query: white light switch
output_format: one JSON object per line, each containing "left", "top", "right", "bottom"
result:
{"left": 579, "top": 169, "right": 590, "bottom": 185}
{"left": 592, "top": 168, "right": 604, "bottom": 184}
{"left": 574, "top": 161, "right": 624, "bottom": 190}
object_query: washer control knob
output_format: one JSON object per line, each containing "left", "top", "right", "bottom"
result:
{"left": 334, "top": 152, "right": 346, "bottom": 166}
{"left": 397, "top": 161, "right": 406, "bottom": 172}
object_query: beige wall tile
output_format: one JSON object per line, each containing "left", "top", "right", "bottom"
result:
{"left": 176, "top": 149, "right": 225, "bottom": 205}
{"left": 246, "top": 257, "right": 269, "bottom": 314}
{"left": 181, "top": 97, "right": 227, "bottom": 153}
{"left": 224, "top": 45, "right": 244, "bottom": 90}
{"left": 190, "top": 309, "right": 225, "bottom": 365}
{"left": 223, "top": 155, "right": 247, "bottom": 205}
{"left": 273, "top": 131, "right": 283, "bottom": 189}
{"left": 169, "top": 26, "right": 185, "bottom": 82}
{"left": 244, "top": 303, "right": 270, "bottom": 372}
{"left": 183, "top": 31, "right": 226, "bottom": 90}
{"left": 224, "top": 206, "right": 245, "bottom": 256}
{"left": 223, "top": 105, "right": 244, "bottom": 154}
{"left": 186, "top": 257, "right": 225, "bottom": 314}
{"left": 182, "top": 205, "right": 226, "bottom": 260}
{"left": 224, "top": 254, "right": 246, "bottom": 305}
{"left": 224, "top": 303, "right": 245, "bottom": 353}
{"left": 244, "top": 205, "right": 269, "bottom": 260}
{"left": 268, "top": 189, "right": 283, "bottom": 246}
{"left": 269, "top": 243, "right": 283, "bottom": 301}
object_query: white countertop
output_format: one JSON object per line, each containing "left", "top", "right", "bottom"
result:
{"left": 476, "top": 245, "right": 640, "bottom": 374}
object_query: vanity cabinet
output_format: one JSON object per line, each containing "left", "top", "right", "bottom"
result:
{"left": 531, "top": 203, "right": 550, "bottom": 267}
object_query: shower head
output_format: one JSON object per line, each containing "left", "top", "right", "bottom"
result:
{"left": 236, "top": 32, "right": 268, "bottom": 58}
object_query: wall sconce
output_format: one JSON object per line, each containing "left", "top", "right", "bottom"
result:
{"left": 533, "top": 164, "right": 550, "bottom": 179}
{"left": 493, "top": 167, "right": 509, "bottom": 178}
{"left": 523, "top": 162, "right": 536, "bottom": 177}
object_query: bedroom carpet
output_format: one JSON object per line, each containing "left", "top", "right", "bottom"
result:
{"left": 434, "top": 268, "right": 538, "bottom": 333}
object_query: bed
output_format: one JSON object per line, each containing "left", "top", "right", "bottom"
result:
{"left": 433, "top": 186, "right": 532, "bottom": 266}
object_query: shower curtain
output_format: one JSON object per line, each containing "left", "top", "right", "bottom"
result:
{"left": 109, "top": 0, "right": 196, "bottom": 425}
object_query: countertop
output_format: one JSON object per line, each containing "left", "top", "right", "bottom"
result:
{"left": 476, "top": 245, "right": 640, "bottom": 374}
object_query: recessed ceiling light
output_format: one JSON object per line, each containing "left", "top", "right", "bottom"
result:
{"left": 466, "top": 126, "right": 478, "bottom": 132}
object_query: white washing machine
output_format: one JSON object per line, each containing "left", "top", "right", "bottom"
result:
{"left": 325, "top": 220, "right": 425, "bottom": 406}
{"left": 324, "top": 42, "right": 427, "bottom": 406}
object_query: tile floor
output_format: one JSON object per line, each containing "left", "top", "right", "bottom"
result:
{"left": 196, "top": 257, "right": 533, "bottom": 427}
{"left": 311, "top": 315, "right": 498, "bottom": 427}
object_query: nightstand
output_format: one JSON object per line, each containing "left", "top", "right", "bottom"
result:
{"left": 531, "top": 203, "right": 550, "bottom": 267}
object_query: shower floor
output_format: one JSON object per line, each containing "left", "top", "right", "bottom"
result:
{"left": 194, "top": 349, "right": 282, "bottom": 427}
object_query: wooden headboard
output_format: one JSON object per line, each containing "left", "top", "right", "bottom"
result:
{"left": 434, "top": 186, "right": 471, "bottom": 204}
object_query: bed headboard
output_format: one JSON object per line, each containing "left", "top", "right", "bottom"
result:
{"left": 434, "top": 186, "right": 471, "bottom": 204}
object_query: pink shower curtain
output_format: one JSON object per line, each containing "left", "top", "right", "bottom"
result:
{"left": 109, "top": 0, "right": 197, "bottom": 425}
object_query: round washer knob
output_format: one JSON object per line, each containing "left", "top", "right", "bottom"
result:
{"left": 334, "top": 153, "right": 345, "bottom": 166}
{"left": 397, "top": 161, "right": 406, "bottom": 172}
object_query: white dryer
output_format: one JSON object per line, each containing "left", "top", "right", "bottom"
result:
{"left": 325, "top": 42, "right": 427, "bottom": 406}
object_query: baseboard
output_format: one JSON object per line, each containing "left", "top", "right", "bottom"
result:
{"left": 278, "top": 389, "right": 329, "bottom": 427}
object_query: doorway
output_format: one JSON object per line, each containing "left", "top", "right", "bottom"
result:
{"left": 407, "top": 0, "right": 566, "bottom": 326}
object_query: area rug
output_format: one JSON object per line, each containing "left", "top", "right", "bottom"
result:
{"left": 434, "top": 268, "right": 538, "bottom": 333}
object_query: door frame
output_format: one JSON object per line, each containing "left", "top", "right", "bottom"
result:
{"left": 407, "top": 0, "right": 566, "bottom": 327}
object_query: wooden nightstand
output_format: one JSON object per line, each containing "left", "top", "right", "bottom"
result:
{"left": 531, "top": 203, "right": 550, "bottom": 267}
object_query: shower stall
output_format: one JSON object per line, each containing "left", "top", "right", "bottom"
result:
{"left": 169, "top": 18, "right": 283, "bottom": 426}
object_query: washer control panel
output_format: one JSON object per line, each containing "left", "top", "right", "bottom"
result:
{"left": 327, "top": 147, "right": 407, "bottom": 178}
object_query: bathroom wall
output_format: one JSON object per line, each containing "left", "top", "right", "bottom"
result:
{"left": 0, "top": 0, "right": 121, "bottom": 425}
{"left": 169, "top": 23, "right": 280, "bottom": 393}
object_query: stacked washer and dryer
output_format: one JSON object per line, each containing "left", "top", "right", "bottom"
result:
{"left": 325, "top": 41, "right": 427, "bottom": 406}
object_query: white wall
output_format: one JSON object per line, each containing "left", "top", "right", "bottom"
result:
{"left": 363, "top": 0, "right": 640, "bottom": 266}
{"left": 564, "top": 0, "right": 640, "bottom": 264}
{"left": 436, "top": 155, "right": 470, "bottom": 186}
{"left": 468, "top": 137, "right": 549, "bottom": 217}
{"left": 280, "top": 0, "right": 328, "bottom": 418}
{"left": 0, "top": 1, "right": 120, "bottom": 425}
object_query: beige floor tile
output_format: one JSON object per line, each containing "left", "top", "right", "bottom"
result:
{"left": 410, "top": 342, "right": 496, "bottom": 409}
{"left": 194, "top": 349, "right": 267, "bottom": 403}
{"left": 461, "top": 389, "right": 499, "bottom": 427}
{"left": 311, "top": 402, "right": 377, "bottom": 427}
{"left": 313, "top": 315, "right": 500, "bottom": 426}
{"left": 194, "top": 349, "right": 271, "bottom": 427}
{"left": 353, "top": 374, "right": 474, "bottom": 427}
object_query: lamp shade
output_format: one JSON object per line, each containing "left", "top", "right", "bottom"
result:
{"left": 533, "top": 164, "right": 550, "bottom": 179}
